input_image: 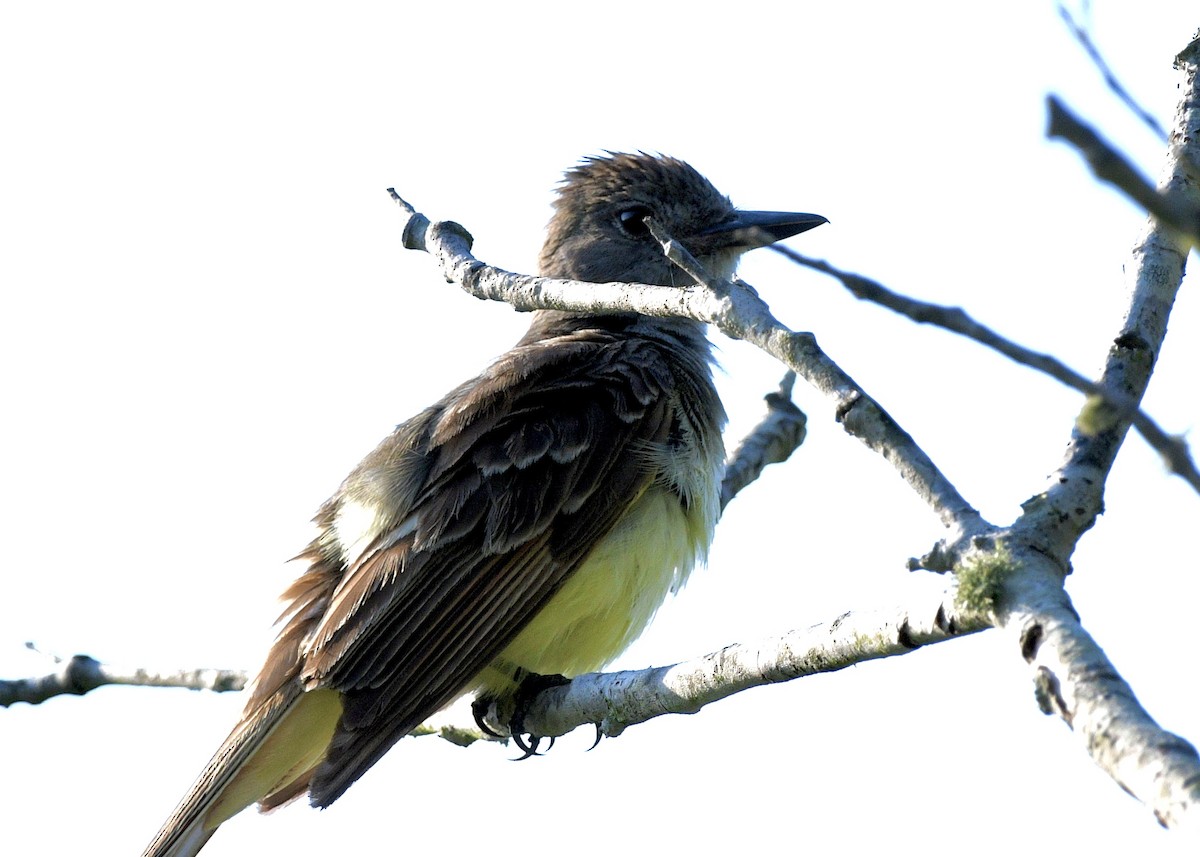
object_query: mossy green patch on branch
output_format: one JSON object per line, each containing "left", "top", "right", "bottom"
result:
{"left": 1076, "top": 393, "right": 1121, "bottom": 436}
{"left": 954, "top": 543, "right": 1016, "bottom": 616}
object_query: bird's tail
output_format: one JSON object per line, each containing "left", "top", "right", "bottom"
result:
{"left": 140, "top": 685, "right": 342, "bottom": 857}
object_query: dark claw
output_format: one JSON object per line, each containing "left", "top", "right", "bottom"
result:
{"left": 507, "top": 671, "right": 571, "bottom": 760}
{"left": 512, "top": 733, "right": 539, "bottom": 760}
{"left": 511, "top": 733, "right": 556, "bottom": 760}
{"left": 471, "top": 696, "right": 504, "bottom": 739}
{"left": 586, "top": 723, "right": 603, "bottom": 751}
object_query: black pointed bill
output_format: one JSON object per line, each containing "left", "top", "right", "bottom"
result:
{"left": 694, "top": 210, "right": 828, "bottom": 252}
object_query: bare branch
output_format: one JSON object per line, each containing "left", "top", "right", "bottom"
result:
{"left": 391, "top": 191, "right": 986, "bottom": 543}
{"left": 0, "top": 654, "right": 247, "bottom": 707}
{"left": 378, "top": 72, "right": 1200, "bottom": 828}
{"left": 479, "top": 583, "right": 988, "bottom": 743}
{"left": 5, "top": 577, "right": 985, "bottom": 754}
{"left": 1057, "top": 3, "right": 1170, "bottom": 142}
{"left": 720, "top": 372, "right": 807, "bottom": 510}
{"left": 389, "top": 181, "right": 1200, "bottom": 825}
{"left": 2, "top": 362, "right": 805, "bottom": 716}
{"left": 996, "top": 43, "right": 1200, "bottom": 830}
{"left": 774, "top": 248, "right": 1200, "bottom": 494}
{"left": 996, "top": 544, "right": 1200, "bottom": 830}
{"left": 1047, "top": 95, "right": 1200, "bottom": 249}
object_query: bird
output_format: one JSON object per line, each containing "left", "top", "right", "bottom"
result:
{"left": 141, "top": 152, "right": 826, "bottom": 857}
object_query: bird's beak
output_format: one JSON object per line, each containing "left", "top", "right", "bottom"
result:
{"left": 692, "top": 210, "right": 828, "bottom": 252}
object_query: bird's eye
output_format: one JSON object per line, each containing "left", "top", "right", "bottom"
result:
{"left": 616, "top": 205, "right": 652, "bottom": 238}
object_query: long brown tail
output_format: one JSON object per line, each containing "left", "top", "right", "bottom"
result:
{"left": 140, "top": 685, "right": 341, "bottom": 857}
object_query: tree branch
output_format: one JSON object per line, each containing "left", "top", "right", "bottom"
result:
{"left": 0, "top": 652, "right": 247, "bottom": 707}
{"left": 773, "top": 247, "right": 1200, "bottom": 494}
{"left": 1057, "top": 3, "right": 1170, "bottom": 142}
{"left": 30, "top": 75, "right": 1197, "bottom": 827}
{"left": 386, "top": 54, "right": 1200, "bottom": 828}
{"left": 2, "top": 371, "right": 808, "bottom": 711}
{"left": 5, "top": 578, "right": 986, "bottom": 743}
{"left": 471, "top": 582, "right": 988, "bottom": 744}
{"left": 720, "top": 372, "right": 807, "bottom": 510}
{"left": 994, "top": 40, "right": 1200, "bottom": 830}
{"left": 388, "top": 190, "right": 987, "bottom": 545}
{"left": 1047, "top": 95, "right": 1200, "bottom": 250}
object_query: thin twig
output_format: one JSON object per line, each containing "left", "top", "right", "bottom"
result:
{"left": 774, "top": 248, "right": 1200, "bottom": 494}
{"left": 720, "top": 371, "right": 807, "bottom": 510}
{"left": 1057, "top": 3, "right": 1170, "bottom": 142}
{"left": 641, "top": 217, "right": 986, "bottom": 541}
{"left": 0, "top": 654, "right": 247, "bottom": 707}
{"left": 1047, "top": 96, "right": 1200, "bottom": 249}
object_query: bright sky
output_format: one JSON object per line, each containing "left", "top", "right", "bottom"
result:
{"left": 2, "top": 3, "right": 1198, "bottom": 855}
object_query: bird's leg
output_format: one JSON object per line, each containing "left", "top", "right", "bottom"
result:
{"left": 508, "top": 670, "right": 571, "bottom": 760}
{"left": 470, "top": 670, "right": 571, "bottom": 756}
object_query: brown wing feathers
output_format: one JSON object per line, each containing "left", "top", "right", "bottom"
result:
{"left": 150, "top": 327, "right": 685, "bottom": 824}
{"left": 286, "top": 331, "right": 677, "bottom": 806}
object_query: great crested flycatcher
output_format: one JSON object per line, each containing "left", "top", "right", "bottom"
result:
{"left": 142, "top": 152, "right": 825, "bottom": 857}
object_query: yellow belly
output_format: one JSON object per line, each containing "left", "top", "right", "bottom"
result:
{"left": 478, "top": 484, "right": 707, "bottom": 693}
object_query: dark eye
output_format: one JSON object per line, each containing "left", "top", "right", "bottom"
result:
{"left": 617, "top": 204, "right": 652, "bottom": 237}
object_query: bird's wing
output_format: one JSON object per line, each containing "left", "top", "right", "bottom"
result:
{"left": 297, "top": 327, "right": 685, "bottom": 805}
{"left": 141, "top": 328, "right": 695, "bottom": 857}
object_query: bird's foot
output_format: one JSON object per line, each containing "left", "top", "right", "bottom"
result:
{"left": 509, "top": 671, "right": 571, "bottom": 760}
{"left": 472, "top": 671, "right": 574, "bottom": 758}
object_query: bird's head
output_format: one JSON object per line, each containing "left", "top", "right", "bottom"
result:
{"left": 539, "top": 152, "right": 826, "bottom": 287}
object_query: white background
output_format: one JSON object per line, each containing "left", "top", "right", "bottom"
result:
{"left": 2, "top": 2, "right": 1198, "bottom": 855}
